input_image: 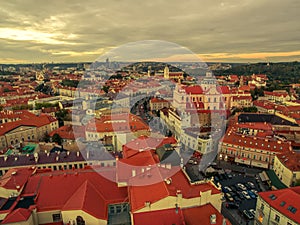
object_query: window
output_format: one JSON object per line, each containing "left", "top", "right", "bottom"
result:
{"left": 261, "top": 204, "right": 264, "bottom": 211}
{"left": 109, "top": 206, "right": 115, "bottom": 214}
{"left": 287, "top": 222, "right": 292, "bottom": 225}
{"left": 52, "top": 213, "right": 61, "bottom": 222}
{"left": 76, "top": 216, "right": 85, "bottom": 225}
{"left": 280, "top": 201, "right": 286, "bottom": 207}
{"left": 275, "top": 215, "right": 280, "bottom": 222}
{"left": 116, "top": 205, "right": 122, "bottom": 213}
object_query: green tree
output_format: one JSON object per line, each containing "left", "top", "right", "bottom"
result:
{"left": 42, "top": 132, "right": 50, "bottom": 142}
{"left": 102, "top": 85, "right": 110, "bottom": 93}
{"left": 52, "top": 133, "right": 63, "bottom": 145}
{"left": 55, "top": 109, "right": 70, "bottom": 126}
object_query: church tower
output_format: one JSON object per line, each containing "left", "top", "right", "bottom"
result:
{"left": 148, "top": 66, "right": 151, "bottom": 77}
{"left": 164, "top": 66, "right": 169, "bottom": 79}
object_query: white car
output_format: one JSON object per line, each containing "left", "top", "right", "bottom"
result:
{"left": 242, "top": 191, "right": 251, "bottom": 200}
{"left": 247, "top": 181, "right": 255, "bottom": 189}
{"left": 249, "top": 209, "right": 256, "bottom": 217}
{"left": 237, "top": 183, "right": 247, "bottom": 191}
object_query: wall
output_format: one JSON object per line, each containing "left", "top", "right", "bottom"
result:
{"left": 273, "top": 156, "right": 300, "bottom": 187}
{"left": 62, "top": 210, "right": 106, "bottom": 225}
{"left": 37, "top": 210, "right": 62, "bottom": 224}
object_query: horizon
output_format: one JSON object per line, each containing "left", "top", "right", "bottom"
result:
{"left": 0, "top": 60, "right": 299, "bottom": 66}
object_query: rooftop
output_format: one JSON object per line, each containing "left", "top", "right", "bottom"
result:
{"left": 259, "top": 186, "right": 300, "bottom": 224}
{"left": 276, "top": 151, "right": 300, "bottom": 172}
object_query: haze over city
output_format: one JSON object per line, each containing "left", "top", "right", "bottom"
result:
{"left": 0, "top": 0, "right": 299, "bottom": 63}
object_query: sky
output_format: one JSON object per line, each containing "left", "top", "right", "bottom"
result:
{"left": 0, "top": 0, "right": 299, "bottom": 63}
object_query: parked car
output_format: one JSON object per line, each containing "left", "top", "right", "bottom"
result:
{"left": 249, "top": 209, "right": 256, "bottom": 217}
{"left": 222, "top": 186, "right": 232, "bottom": 193}
{"left": 242, "top": 191, "right": 251, "bottom": 200}
{"left": 225, "top": 193, "right": 234, "bottom": 202}
{"left": 247, "top": 181, "right": 256, "bottom": 189}
{"left": 237, "top": 191, "right": 245, "bottom": 200}
{"left": 251, "top": 189, "right": 258, "bottom": 197}
{"left": 247, "top": 190, "right": 256, "bottom": 199}
{"left": 226, "top": 173, "right": 233, "bottom": 179}
{"left": 237, "top": 183, "right": 247, "bottom": 191}
{"left": 243, "top": 210, "right": 254, "bottom": 220}
{"left": 244, "top": 183, "right": 251, "bottom": 190}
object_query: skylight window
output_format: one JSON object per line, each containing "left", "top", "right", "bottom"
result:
{"left": 288, "top": 206, "right": 297, "bottom": 214}
{"left": 269, "top": 194, "right": 277, "bottom": 200}
{"left": 280, "top": 201, "right": 286, "bottom": 207}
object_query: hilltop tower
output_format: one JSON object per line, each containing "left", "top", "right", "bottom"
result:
{"left": 164, "top": 66, "right": 169, "bottom": 79}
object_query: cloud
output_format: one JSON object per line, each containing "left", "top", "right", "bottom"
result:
{"left": 0, "top": 0, "right": 299, "bottom": 63}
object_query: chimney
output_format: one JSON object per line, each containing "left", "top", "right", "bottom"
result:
{"left": 56, "top": 156, "right": 59, "bottom": 161}
{"left": 86, "top": 151, "right": 89, "bottom": 159}
{"left": 76, "top": 151, "right": 80, "bottom": 157}
{"left": 210, "top": 214, "right": 217, "bottom": 224}
{"left": 67, "top": 151, "right": 70, "bottom": 156}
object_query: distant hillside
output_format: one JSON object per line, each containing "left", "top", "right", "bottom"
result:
{"left": 213, "top": 61, "right": 300, "bottom": 83}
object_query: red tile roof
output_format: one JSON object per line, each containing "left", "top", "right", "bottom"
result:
{"left": 62, "top": 180, "right": 108, "bottom": 219}
{"left": 22, "top": 169, "right": 127, "bottom": 220}
{"left": 183, "top": 203, "right": 231, "bottom": 225}
{"left": 49, "top": 125, "right": 85, "bottom": 140}
{"left": 217, "top": 86, "right": 231, "bottom": 94}
{"left": 1, "top": 208, "right": 32, "bottom": 224}
{"left": 117, "top": 151, "right": 159, "bottom": 183}
{"left": 0, "top": 167, "right": 36, "bottom": 190}
{"left": 122, "top": 136, "right": 177, "bottom": 158}
{"left": 184, "top": 86, "right": 204, "bottom": 95}
{"left": 259, "top": 187, "right": 300, "bottom": 224}
{"left": 253, "top": 100, "right": 275, "bottom": 110}
{"left": 129, "top": 167, "right": 220, "bottom": 212}
{"left": 264, "top": 91, "right": 289, "bottom": 97}
{"left": 232, "top": 95, "right": 252, "bottom": 101}
{"left": 0, "top": 114, "right": 57, "bottom": 136}
{"left": 150, "top": 97, "right": 169, "bottom": 103}
{"left": 0, "top": 110, "right": 34, "bottom": 120}
{"left": 86, "top": 113, "right": 149, "bottom": 133}
{"left": 276, "top": 151, "right": 300, "bottom": 172}
{"left": 222, "top": 130, "right": 291, "bottom": 153}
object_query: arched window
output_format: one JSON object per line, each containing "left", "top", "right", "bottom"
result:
{"left": 76, "top": 216, "right": 85, "bottom": 225}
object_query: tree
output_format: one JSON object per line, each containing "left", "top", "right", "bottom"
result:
{"left": 42, "top": 132, "right": 50, "bottom": 142}
{"left": 102, "top": 85, "right": 110, "bottom": 93}
{"left": 52, "top": 133, "right": 63, "bottom": 145}
{"left": 55, "top": 109, "right": 69, "bottom": 126}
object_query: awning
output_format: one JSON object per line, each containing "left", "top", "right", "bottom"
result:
{"left": 259, "top": 171, "right": 269, "bottom": 182}
{"left": 265, "top": 170, "right": 287, "bottom": 189}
